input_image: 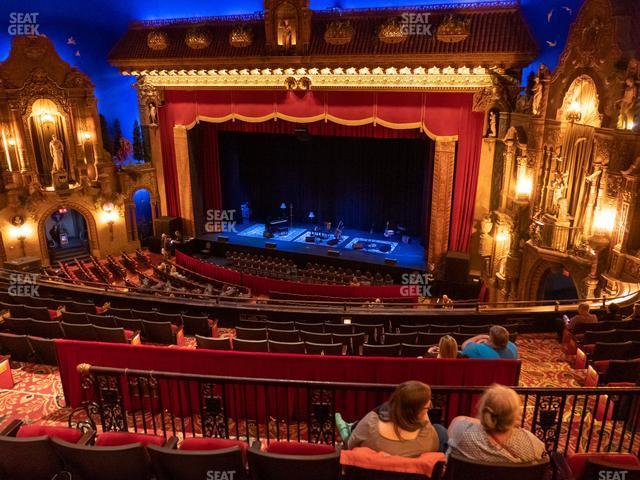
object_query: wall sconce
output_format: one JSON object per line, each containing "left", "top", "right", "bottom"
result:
{"left": 10, "top": 215, "right": 28, "bottom": 257}
{"left": 515, "top": 174, "right": 533, "bottom": 200}
{"left": 40, "top": 112, "right": 55, "bottom": 125}
{"left": 592, "top": 206, "right": 617, "bottom": 236}
{"left": 101, "top": 202, "right": 118, "bottom": 241}
{"left": 496, "top": 230, "right": 510, "bottom": 244}
{"left": 80, "top": 131, "right": 92, "bottom": 141}
{"left": 628, "top": 121, "right": 636, "bottom": 131}
{"left": 7, "top": 137, "right": 15, "bottom": 146}
{"left": 567, "top": 101, "right": 582, "bottom": 123}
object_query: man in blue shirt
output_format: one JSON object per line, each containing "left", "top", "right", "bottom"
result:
{"left": 462, "top": 325, "right": 518, "bottom": 359}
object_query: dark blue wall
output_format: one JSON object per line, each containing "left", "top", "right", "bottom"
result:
{"left": 0, "top": 0, "right": 583, "bottom": 143}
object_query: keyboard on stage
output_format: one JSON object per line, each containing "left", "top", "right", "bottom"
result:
{"left": 266, "top": 218, "right": 288, "bottom": 235}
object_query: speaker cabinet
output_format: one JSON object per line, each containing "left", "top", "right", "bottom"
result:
{"left": 154, "top": 216, "right": 181, "bottom": 236}
{"left": 265, "top": 242, "right": 277, "bottom": 249}
{"left": 444, "top": 251, "right": 470, "bottom": 283}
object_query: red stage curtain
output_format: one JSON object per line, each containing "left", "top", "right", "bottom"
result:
{"left": 159, "top": 91, "right": 484, "bottom": 252}
{"left": 201, "top": 126, "right": 222, "bottom": 213}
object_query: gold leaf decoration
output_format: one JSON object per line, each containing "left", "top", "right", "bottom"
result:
{"left": 185, "top": 27, "right": 212, "bottom": 50}
{"left": 147, "top": 30, "right": 168, "bottom": 51}
{"left": 436, "top": 14, "right": 471, "bottom": 43}
{"left": 378, "top": 18, "right": 407, "bottom": 45}
{"left": 229, "top": 26, "right": 253, "bottom": 48}
{"left": 324, "top": 21, "right": 354, "bottom": 46}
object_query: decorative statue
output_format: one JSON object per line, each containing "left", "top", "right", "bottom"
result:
{"left": 557, "top": 198, "right": 570, "bottom": 221}
{"left": 49, "top": 134, "right": 65, "bottom": 173}
{"left": 478, "top": 215, "right": 494, "bottom": 257}
{"left": 488, "top": 111, "right": 497, "bottom": 137}
{"left": 551, "top": 171, "right": 568, "bottom": 215}
{"left": 148, "top": 102, "right": 158, "bottom": 125}
{"left": 280, "top": 19, "right": 293, "bottom": 48}
{"left": 617, "top": 78, "right": 638, "bottom": 130}
{"left": 531, "top": 76, "right": 543, "bottom": 116}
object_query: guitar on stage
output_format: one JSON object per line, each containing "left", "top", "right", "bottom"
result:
{"left": 384, "top": 221, "right": 395, "bottom": 238}
{"left": 327, "top": 220, "right": 343, "bottom": 246}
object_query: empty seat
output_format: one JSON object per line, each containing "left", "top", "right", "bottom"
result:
{"left": 238, "top": 319, "right": 265, "bottom": 329}
{"left": 61, "top": 311, "right": 88, "bottom": 324}
{"left": 25, "top": 306, "right": 54, "bottom": 321}
{"left": 362, "top": 343, "right": 401, "bottom": 357}
{"left": 148, "top": 443, "right": 247, "bottom": 480}
{"left": 106, "top": 307, "right": 132, "bottom": 318}
{"left": 3, "top": 317, "right": 32, "bottom": 335}
{"left": 591, "top": 341, "right": 633, "bottom": 362}
{"left": 324, "top": 323, "right": 354, "bottom": 334}
{"left": 453, "top": 333, "right": 480, "bottom": 345}
{"left": 142, "top": 321, "right": 182, "bottom": 345}
{"left": 28, "top": 336, "right": 58, "bottom": 365}
{"left": 294, "top": 322, "right": 324, "bottom": 333}
{"left": 304, "top": 342, "right": 343, "bottom": 355}
{"left": 459, "top": 324, "right": 492, "bottom": 334}
{"left": 299, "top": 331, "right": 332, "bottom": 344}
{"left": 268, "top": 329, "right": 300, "bottom": 342}
{"left": 132, "top": 309, "right": 158, "bottom": 321}
{"left": 66, "top": 301, "right": 97, "bottom": 314}
{"left": 0, "top": 303, "right": 27, "bottom": 318}
{"left": 95, "top": 326, "right": 129, "bottom": 344}
{"left": 247, "top": 441, "right": 340, "bottom": 480}
{"left": 382, "top": 332, "right": 417, "bottom": 345}
{"left": 331, "top": 333, "right": 365, "bottom": 356}
{"left": 29, "top": 319, "right": 65, "bottom": 339}
{"left": 87, "top": 314, "right": 118, "bottom": 328}
{"left": 196, "top": 335, "right": 231, "bottom": 351}
{"left": 233, "top": 338, "right": 269, "bottom": 352}
{"left": 429, "top": 324, "right": 459, "bottom": 334}
{"left": 0, "top": 333, "right": 34, "bottom": 361}
{"left": 235, "top": 327, "right": 268, "bottom": 341}
{"left": 182, "top": 314, "right": 212, "bottom": 337}
{"left": 266, "top": 320, "right": 295, "bottom": 330}
{"left": 352, "top": 323, "right": 384, "bottom": 345}
{"left": 51, "top": 437, "right": 154, "bottom": 480}
{"left": 600, "top": 359, "right": 640, "bottom": 385}
{"left": 400, "top": 343, "right": 432, "bottom": 357}
{"left": 417, "top": 332, "right": 443, "bottom": 346}
{"left": 63, "top": 322, "right": 98, "bottom": 341}
{"left": 398, "top": 324, "right": 429, "bottom": 334}
{"left": 268, "top": 340, "right": 306, "bottom": 354}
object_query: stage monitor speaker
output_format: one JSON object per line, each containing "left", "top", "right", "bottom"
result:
{"left": 265, "top": 242, "right": 277, "bottom": 249}
{"left": 384, "top": 258, "right": 397, "bottom": 266}
{"left": 327, "top": 250, "right": 340, "bottom": 257}
{"left": 154, "top": 216, "right": 181, "bottom": 236}
{"left": 218, "top": 236, "right": 229, "bottom": 243}
{"left": 444, "top": 251, "right": 470, "bottom": 283}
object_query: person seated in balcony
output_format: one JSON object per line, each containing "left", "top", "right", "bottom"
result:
{"left": 461, "top": 326, "right": 518, "bottom": 360}
{"left": 347, "top": 381, "right": 446, "bottom": 456}
{"left": 447, "top": 384, "right": 546, "bottom": 464}
{"left": 429, "top": 335, "right": 460, "bottom": 358}
{"left": 602, "top": 302, "right": 622, "bottom": 322}
{"left": 625, "top": 302, "right": 640, "bottom": 321}
{"left": 562, "top": 302, "right": 598, "bottom": 335}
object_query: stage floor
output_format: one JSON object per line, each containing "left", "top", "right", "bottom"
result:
{"left": 199, "top": 222, "right": 426, "bottom": 271}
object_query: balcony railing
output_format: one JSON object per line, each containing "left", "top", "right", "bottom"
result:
{"left": 71, "top": 365, "right": 640, "bottom": 457}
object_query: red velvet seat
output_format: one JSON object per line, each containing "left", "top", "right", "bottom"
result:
{"left": 16, "top": 424, "right": 83, "bottom": 443}
{"left": 266, "top": 441, "right": 336, "bottom": 456}
{"left": 95, "top": 431, "right": 165, "bottom": 447}
{"left": 180, "top": 436, "right": 247, "bottom": 453}
{"left": 562, "top": 453, "right": 640, "bottom": 480}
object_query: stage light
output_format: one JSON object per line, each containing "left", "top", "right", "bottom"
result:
{"left": 592, "top": 207, "right": 616, "bottom": 235}
{"left": 308, "top": 211, "right": 315, "bottom": 220}
{"left": 280, "top": 202, "right": 287, "bottom": 210}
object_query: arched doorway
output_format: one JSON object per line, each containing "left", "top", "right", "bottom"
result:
{"left": 44, "top": 207, "right": 90, "bottom": 266}
{"left": 540, "top": 265, "right": 579, "bottom": 301}
{"left": 133, "top": 188, "right": 153, "bottom": 242}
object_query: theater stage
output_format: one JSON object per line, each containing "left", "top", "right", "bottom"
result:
{"left": 196, "top": 221, "right": 426, "bottom": 272}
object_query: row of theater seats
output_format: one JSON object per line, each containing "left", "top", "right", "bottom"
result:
{"left": 568, "top": 319, "right": 640, "bottom": 385}
{"left": 2, "top": 420, "right": 639, "bottom": 480}
{"left": 0, "top": 333, "right": 57, "bottom": 365}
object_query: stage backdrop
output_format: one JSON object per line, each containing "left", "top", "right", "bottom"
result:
{"left": 159, "top": 90, "right": 484, "bottom": 252}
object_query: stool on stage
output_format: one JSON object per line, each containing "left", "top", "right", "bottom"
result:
{"left": 0, "top": 356, "right": 14, "bottom": 389}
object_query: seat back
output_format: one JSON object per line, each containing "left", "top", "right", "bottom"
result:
{"left": 1, "top": 303, "right": 27, "bottom": 318}
{"left": 443, "top": 454, "right": 548, "bottom": 480}
{"left": 132, "top": 309, "right": 158, "bottom": 321}
{"left": 304, "top": 342, "right": 343, "bottom": 355}
{"left": 362, "top": 343, "right": 401, "bottom": 357}
{"left": 583, "top": 330, "right": 618, "bottom": 346}
{"left": 268, "top": 329, "right": 300, "bottom": 343}
{"left": 429, "top": 325, "right": 459, "bottom": 334}
{"left": 266, "top": 321, "right": 295, "bottom": 330}
{"left": 602, "top": 359, "right": 640, "bottom": 385}
{"left": 61, "top": 311, "right": 89, "bottom": 324}
{"left": 196, "top": 335, "right": 231, "bottom": 351}
{"left": 400, "top": 344, "right": 431, "bottom": 358}
{"left": 247, "top": 446, "right": 340, "bottom": 480}
{"left": 88, "top": 314, "right": 118, "bottom": 328}
{"left": 453, "top": 333, "right": 479, "bottom": 345}
{"left": 332, "top": 333, "right": 365, "bottom": 355}
{"left": 459, "top": 324, "right": 493, "bottom": 334}
{"left": 95, "top": 326, "right": 128, "bottom": 343}
{"left": 0, "top": 436, "right": 64, "bottom": 480}
{"left": 181, "top": 315, "right": 211, "bottom": 337}
{"left": 0, "top": 333, "right": 34, "bottom": 361}
{"left": 565, "top": 453, "right": 640, "bottom": 480}
{"left": 383, "top": 332, "right": 417, "bottom": 345}
{"left": 268, "top": 340, "right": 306, "bottom": 354}
{"left": 417, "top": 332, "right": 442, "bottom": 346}
{"left": 25, "top": 306, "right": 52, "bottom": 321}
{"left": 300, "top": 331, "right": 333, "bottom": 344}
{"left": 107, "top": 307, "right": 133, "bottom": 318}
{"left": 398, "top": 324, "right": 429, "bottom": 334}
{"left": 28, "top": 336, "right": 59, "bottom": 365}
{"left": 142, "top": 321, "right": 175, "bottom": 345}
{"left": 592, "top": 342, "right": 633, "bottom": 361}
{"left": 29, "top": 319, "right": 65, "bottom": 339}
{"left": 67, "top": 301, "right": 97, "bottom": 314}
{"left": 3, "top": 317, "right": 32, "bottom": 335}
{"left": 62, "top": 322, "right": 98, "bottom": 341}
{"left": 235, "top": 327, "right": 268, "bottom": 341}
{"left": 352, "top": 323, "right": 384, "bottom": 345}
{"left": 51, "top": 438, "right": 153, "bottom": 480}
{"left": 324, "top": 323, "right": 354, "bottom": 334}
{"left": 116, "top": 317, "right": 144, "bottom": 331}
{"left": 148, "top": 444, "right": 247, "bottom": 480}
{"left": 294, "top": 322, "right": 324, "bottom": 333}
{"left": 233, "top": 338, "right": 269, "bottom": 352}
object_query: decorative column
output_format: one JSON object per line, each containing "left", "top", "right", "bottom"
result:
{"left": 610, "top": 159, "right": 640, "bottom": 277}
{"left": 428, "top": 139, "right": 456, "bottom": 271}
{"left": 173, "top": 125, "right": 195, "bottom": 237}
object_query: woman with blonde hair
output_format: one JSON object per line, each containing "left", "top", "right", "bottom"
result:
{"left": 447, "top": 384, "right": 546, "bottom": 463}
{"left": 436, "top": 335, "right": 458, "bottom": 359}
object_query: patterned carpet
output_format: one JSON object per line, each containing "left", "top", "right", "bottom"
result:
{"left": 0, "top": 334, "right": 583, "bottom": 432}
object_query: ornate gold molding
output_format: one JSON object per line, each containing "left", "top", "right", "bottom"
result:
{"left": 124, "top": 65, "right": 493, "bottom": 91}
{"left": 428, "top": 140, "right": 456, "bottom": 268}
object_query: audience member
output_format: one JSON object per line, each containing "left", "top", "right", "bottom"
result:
{"left": 462, "top": 326, "right": 518, "bottom": 360}
{"left": 436, "top": 335, "right": 458, "bottom": 359}
{"left": 602, "top": 302, "right": 622, "bottom": 322}
{"left": 564, "top": 302, "right": 598, "bottom": 332}
{"left": 625, "top": 303, "right": 640, "bottom": 321}
{"left": 447, "top": 385, "right": 546, "bottom": 464}
{"left": 347, "top": 381, "right": 445, "bottom": 456}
